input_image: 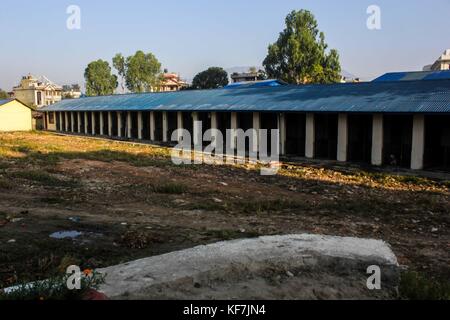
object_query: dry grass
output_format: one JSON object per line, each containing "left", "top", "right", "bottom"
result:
{"left": 0, "top": 131, "right": 448, "bottom": 299}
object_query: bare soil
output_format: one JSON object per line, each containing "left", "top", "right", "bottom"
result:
{"left": 0, "top": 132, "right": 449, "bottom": 297}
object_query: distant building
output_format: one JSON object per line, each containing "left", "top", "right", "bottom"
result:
{"left": 230, "top": 69, "right": 266, "bottom": 83}
{"left": 340, "top": 77, "right": 360, "bottom": 83}
{"left": 62, "top": 84, "right": 82, "bottom": 99}
{"left": 423, "top": 49, "right": 450, "bottom": 71}
{"left": 158, "top": 73, "right": 188, "bottom": 92}
{"left": 231, "top": 72, "right": 258, "bottom": 83}
{"left": 13, "top": 74, "right": 62, "bottom": 109}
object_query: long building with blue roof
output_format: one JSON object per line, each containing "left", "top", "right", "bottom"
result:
{"left": 40, "top": 76, "right": 450, "bottom": 171}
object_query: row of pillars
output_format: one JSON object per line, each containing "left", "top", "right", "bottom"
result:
{"left": 51, "top": 111, "right": 427, "bottom": 170}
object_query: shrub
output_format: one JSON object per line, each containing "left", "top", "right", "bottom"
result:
{"left": 399, "top": 271, "right": 450, "bottom": 300}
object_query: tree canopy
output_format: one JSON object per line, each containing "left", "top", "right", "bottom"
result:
{"left": 112, "top": 53, "right": 126, "bottom": 93}
{"left": 124, "top": 51, "right": 162, "bottom": 93}
{"left": 0, "top": 89, "right": 8, "bottom": 100}
{"left": 84, "top": 60, "right": 118, "bottom": 96}
{"left": 191, "top": 67, "right": 229, "bottom": 90}
{"left": 263, "top": 10, "right": 341, "bottom": 84}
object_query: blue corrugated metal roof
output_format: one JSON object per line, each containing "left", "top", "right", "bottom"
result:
{"left": 224, "top": 79, "right": 286, "bottom": 89}
{"left": 41, "top": 79, "right": 450, "bottom": 114}
{"left": 373, "top": 70, "right": 450, "bottom": 82}
{"left": 0, "top": 99, "right": 13, "bottom": 106}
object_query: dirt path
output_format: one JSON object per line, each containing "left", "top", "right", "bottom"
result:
{"left": 0, "top": 132, "right": 449, "bottom": 297}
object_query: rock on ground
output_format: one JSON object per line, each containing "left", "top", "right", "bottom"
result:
{"left": 98, "top": 234, "right": 400, "bottom": 300}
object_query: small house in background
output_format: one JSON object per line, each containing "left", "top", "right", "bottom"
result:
{"left": 12, "top": 74, "right": 63, "bottom": 129}
{"left": 13, "top": 74, "right": 63, "bottom": 109}
{"left": 158, "top": 73, "right": 189, "bottom": 92}
{"left": 423, "top": 49, "right": 450, "bottom": 71}
{"left": 231, "top": 69, "right": 266, "bottom": 83}
{"left": 62, "top": 84, "right": 82, "bottom": 99}
{"left": 0, "top": 99, "right": 33, "bottom": 132}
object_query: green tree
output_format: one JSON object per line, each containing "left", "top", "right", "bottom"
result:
{"left": 84, "top": 60, "right": 118, "bottom": 96}
{"left": 125, "top": 51, "right": 162, "bottom": 93}
{"left": 191, "top": 67, "right": 229, "bottom": 89}
{"left": 263, "top": 10, "right": 341, "bottom": 84}
{"left": 0, "top": 89, "right": 8, "bottom": 99}
{"left": 113, "top": 53, "right": 126, "bottom": 93}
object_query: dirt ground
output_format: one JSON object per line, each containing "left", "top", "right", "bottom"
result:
{"left": 0, "top": 132, "right": 449, "bottom": 298}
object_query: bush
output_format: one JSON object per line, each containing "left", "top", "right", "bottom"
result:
{"left": 399, "top": 271, "right": 450, "bottom": 300}
{"left": 151, "top": 182, "right": 188, "bottom": 194}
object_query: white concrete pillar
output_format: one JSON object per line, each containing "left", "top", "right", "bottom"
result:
{"left": 77, "top": 112, "right": 82, "bottom": 133}
{"left": 150, "top": 111, "right": 155, "bottom": 140}
{"left": 108, "top": 112, "right": 113, "bottom": 136}
{"left": 252, "top": 112, "right": 260, "bottom": 153}
{"left": 162, "top": 112, "right": 168, "bottom": 142}
{"left": 230, "top": 112, "right": 238, "bottom": 149}
{"left": 305, "top": 113, "right": 315, "bottom": 158}
{"left": 99, "top": 112, "right": 104, "bottom": 135}
{"left": 337, "top": 114, "right": 348, "bottom": 162}
{"left": 279, "top": 113, "right": 286, "bottom": 156}
{"left": 117, "top": 112, "right": 122, "bottom": 137}
{"left": 127, "top": 112, "right": 132, "bottom": 138}
{"left": 210, "top": 112, "right": 218, "bottom": 143}
{"left": 138, "top": 112, "right": 143, "bottom": 139}
{"left": 64, "top": 112, "right": 69, "bottom": 132}
{"left": 192, "top": 112, "right": 200, "bottom": 146}
{"left": 371, "top": 114, "right": 384, "bottom": 166}
{"left": 70, "top": 112, "right": 75, "bottom": 132}
{"left": 177, "top": 112, "right": 183, "bottom": 142}
{"left": 411, "top": 114, "right": 425, "bottom": 170}
{"left": 84, "top": 112, "right": 89, "bottom": 134}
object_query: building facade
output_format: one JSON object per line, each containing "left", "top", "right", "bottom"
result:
{"left": 62, "top": 84, "right": 82, "bottom": 99}
{"left": 0, "top": 99, "right": 33, "bottom": 132}
{"left": 231, "top": 71, "right": 260, "bottom": 83}
{"left": 41, "top": 75, "right": 450, "bottom": 172}
{"left": 158, "top": 73, "right": 188, "bottom": 92}
{"left": 13, "top": 75, "right": 62, "bottom": 109}
{"left": 423, "top": 49, "right": 450, "bottom": 71}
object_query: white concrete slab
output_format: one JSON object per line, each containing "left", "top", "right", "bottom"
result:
{"left": 98, "top": 234, "right": 398, "bottom": 299}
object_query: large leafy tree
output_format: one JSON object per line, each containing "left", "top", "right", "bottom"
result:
{"left": 112, "top": 53, "right": 126, "bottom": 93}
{"left": 263, "top": 10, "right": 341, "bottom": 84}
{"left": 0, "top": 89, "right": 8, "bottom": 99}
{"left": 192, "top": 67, "right": 229, "bottom": 89}
{"left": 125, "top": 51, "right": 162, "bottom": 93}
{"left": 84, "top": 60, "right": 118, "bottom": 96}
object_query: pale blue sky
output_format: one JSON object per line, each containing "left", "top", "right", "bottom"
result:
{"left": 1, "top": 0, "right": 449, "bottom": 91}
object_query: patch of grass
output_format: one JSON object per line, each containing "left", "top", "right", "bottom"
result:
{"left": 399, "top": 271, "right": 450, "bottom": 300}
{"left": 0, "top": 162, "right": 10, "bottom": 170}
{"left": 8, "top": 170, "right": 80, "bottom": 188}
{"left": 205, "top": 229, "right": 259, "bottom": 241}
{"left": 236, "top": 199, "right": 308, "bottom": 214}
{"left": 184, "top": 201, "right": 225, "bottom": 212}
{"left": 0, "top": 177, "right": 13, "bottom": 189}
{"left": 133, "top": 182, "right": 189, "bottom": 195}
{"left": 151, "top": 182, "right": 188, "bottom": 194}
{"left": 358, "top": 171, "right": 436, "bottom": 187}
{"left": 39, "top": 197, "right": 68, "bottom": 205}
